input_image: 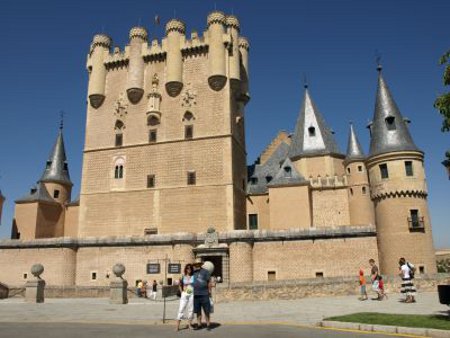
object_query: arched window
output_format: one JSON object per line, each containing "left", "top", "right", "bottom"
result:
{"left": 114, "top": 158, "right": 125, "bottom": 179}
{"left": 183, "top": 112, "right": 195, "bottom": 140}
{"left": 115, "top": 120, "right": 125, "bottom": 147}
{"left": 183, "top": 111, "right": 195, "bottom": 122}
{"left": 147, "top": 114, "right": 160, "bottom": 143}
{"left": 385, "top": 116, "right": 396, "bottom": 130}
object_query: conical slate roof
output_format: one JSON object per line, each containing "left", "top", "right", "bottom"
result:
{"left": 288, "top": 86, "right": 341, "bottom": 159}
{"left": 267, "top": 158, "right": 307, "bottom": 187}
{"left": 368, "top": 67, "right": 420, "bottom": 157}
{"left": 345, "top": 123, "right": 365, "bottom": 164}
{"left": 40, "top": 129, "right": 73, "bottom": 186}
{"left": 15, "top": 182, "right": 56, "bottom": 204}
{"left": 247, "top": 141, "right": 290, "bottom": 194}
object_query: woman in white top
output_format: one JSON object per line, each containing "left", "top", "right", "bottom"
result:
{"left": 399, "top": 257, "right": 416, "bottom": 303}
{"left": 175, "top": 264, "right": 195, "bottom": 331}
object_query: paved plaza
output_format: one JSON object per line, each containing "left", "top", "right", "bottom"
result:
{"left": 0, "top": 292, "right": 447, "bottom": 337}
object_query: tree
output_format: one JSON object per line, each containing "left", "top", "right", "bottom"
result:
{"left": 434, "top": 50, "right": 450, "bottom": 164}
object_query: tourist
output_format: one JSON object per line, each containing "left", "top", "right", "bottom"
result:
{"left": 377, "top": 275, "right": 387, "bottom": 300}
{"left": 369, "top": 258, "right": 381, "bottom": 300}
{"left": 136, "top": 280, "right": 143, "bottom": 297}
{"left": 399, "top": 257, "right": 416, "bottom": 303}
{"left": 175, "top": 264, "right": 195, "bottom": 332}
{"left": 141, "top": 281, "right": 147, "bottom": 298}
{"left": 193, "top": 258, "right": 212, "bottom": 330}
{"left": 358, "top": 268, "right": 368, "bottom": 301}
{"left": 151, "top": 280, "right": 158, "bottom": 300}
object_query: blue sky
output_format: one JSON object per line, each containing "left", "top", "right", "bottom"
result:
{"left": 0, "top": 0, "right": 448, "bottom": 247}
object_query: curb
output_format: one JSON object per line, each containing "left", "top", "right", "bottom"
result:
{"left": 320, "top": 321, "right": 450, "bottom": 338}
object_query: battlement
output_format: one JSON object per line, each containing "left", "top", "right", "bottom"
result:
{"left": 86, "top": 11, "right": 249, "bottom": 107}
{"left": 309, "top": 175, "right": 348, "bottom": 189}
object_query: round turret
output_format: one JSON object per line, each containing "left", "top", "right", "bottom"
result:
{"left": 207, "top": 11, "right": 226, "bottom": 27}
{"left": 88, "top": 34, "right": 112, "bottom": 109}
{"left": 225, "top": 15, "right": 240, "bottom": 31}
{"left": 165, "top": 19, "right": 185, "bottom": 97}
{"left": 238, "top": 37, "right": 250, "bottom": 103}
{"left": 126, "top": 26, "right": 147, "bottom": 104}
{"left": 90, "top": 34, "right": 112, "bottom": 51}
{"left": 165, "top": 19, "right": 186, "bottom": 34}
{"left": 129, "top": 26, "right": 148, "bottom": 41}
{"left": 207, "top": 11, "right": 227, "bottom": 91}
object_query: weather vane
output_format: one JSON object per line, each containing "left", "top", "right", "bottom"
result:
{"left": 59, "top": 110, "right": 65, "bottom": 130}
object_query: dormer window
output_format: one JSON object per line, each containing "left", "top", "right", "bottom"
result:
{"left": 30, "top": 187, "right": 37, "bottom": 194}
{"left": 63, "top": 163, "right": 68, "bottom": 171}
{"left": 265, "top": 175, "right": 273, "bottom": 183}
{"left": 385, "top": 116, "right": 396, "bottom": 130}
{"left": 46, "top": 161, "right": 52, "bottom": 169}
{"left": 308, "top": 126, "right": 316, "bottom": 137}
{"left": 284, "top": 166, "right": 292, "bottom": 177}
{"left": 250, "top": 177, "right": 258, "bottom": 185}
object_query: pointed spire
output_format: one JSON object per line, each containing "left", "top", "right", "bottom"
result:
{"left": 368, "top": 66, "right": 420, "bottom": 157}
{"left": 40, "top": 128, "right": 73, "bottom": 186}
{"left": 345, "top": 123, "right": 365, "bottom": 164}
{"left": 288, "top": 85, "right": 341, "bottom": 159}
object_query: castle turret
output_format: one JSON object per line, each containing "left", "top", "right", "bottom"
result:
{"left": 367, "top": 66, "right": 436, "bottom": 275}
{"left": 238, "top": 37, "right": 250, "bottom": 103}
{"left": 226, "top": 15, "right": 240, "bottom": 90}
{"left": 87, "top": 34, "right": 112, "bottom": 108}
{"left": 126, "top": 27, "right": 147, "bottom": 104}
{"left": 207, "top": 11, "right": 227, "bottom": 91}
{"left": 40, "top": 127, "right": 73, "bottom": 204}
{"left": 344, "top": 123, "right": 375, "bottom": 226}
{"left": 165, "top": 19, "right": 185, "bottom": 97}
{"left": 288, "top": 84, "right": 344, "bottom": 178}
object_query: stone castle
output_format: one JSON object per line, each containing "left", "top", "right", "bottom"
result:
{"left": 0, "top": 12, "right": 436, "bottom": 288}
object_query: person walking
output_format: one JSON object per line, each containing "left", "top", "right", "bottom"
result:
{"left": 151, "top": 280, "right": 158, "bottom": 300}
{"left": 175, "top": 264, "right": 195, "bottom": 332}
{"left": 192, "top": 258, "right": 212, "bottom": 330}
{"left": 369, "top": 258, "right": 381, "bottom": 300}
{"left": 358, "top": 268, "right": 368, "bottom": 301}
{"left": 399, "top": 257, "right": 416, "bottom": 303}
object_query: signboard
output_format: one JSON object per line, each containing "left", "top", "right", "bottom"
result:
{"left": 146, "top": 263, "right": 160, "bottom": 274}
{"left": 168, "top": 263, "right": 181, "bottom": 274}
{"left": 162, "top": 285, "right": 179, "bottom": 298}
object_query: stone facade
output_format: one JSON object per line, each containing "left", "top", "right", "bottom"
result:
{"left": 2, "top": 12, "right": 437, "bottom": 290}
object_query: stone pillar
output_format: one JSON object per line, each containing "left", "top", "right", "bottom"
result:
{"left": 110, "top": 263, "right": 128, "bottom": 304}
{"left": 25, "top": 264, "right": 45, "bottom": 303}
{"left": 229, "top": 241, "right": 253, "bottom": 283}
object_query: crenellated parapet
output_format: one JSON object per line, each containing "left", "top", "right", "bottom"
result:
{"left": 86, "top": 12, "right": 250, "bottom": 107}
{"left": 309, "top": 175, "right": 348, "bottom": 189}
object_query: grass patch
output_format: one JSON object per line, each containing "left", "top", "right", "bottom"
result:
{"left": 325, "top": 312, "right": 450, "bottom": 331}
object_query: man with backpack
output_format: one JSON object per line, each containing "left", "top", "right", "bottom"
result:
{"left": 399, "top": 257, "right": 417, "bottom": 303}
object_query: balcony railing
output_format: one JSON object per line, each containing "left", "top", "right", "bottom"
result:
{"left": 408, "top": 217, "right": 425, "bottom": 232}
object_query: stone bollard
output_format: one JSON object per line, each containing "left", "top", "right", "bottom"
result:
{"left": 25, "top": 264, "right": 46, "bottom": 303}
{"left": 110, "top": 263, "right": 128, "bottom": 304}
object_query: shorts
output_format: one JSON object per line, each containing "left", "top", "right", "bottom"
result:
{"left": 360, "top": 284, "right": 366, "bottom": 295}
{"left": 193, "top": 295, "right": 211, "bottom": 315}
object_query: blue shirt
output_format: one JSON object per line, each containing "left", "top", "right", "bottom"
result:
{"left": 193, "top": 268, "right": 210, "bottom": 296}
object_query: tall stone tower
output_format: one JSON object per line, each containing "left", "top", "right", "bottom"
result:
{"left": 366, "top": 66, "right": 436, "bottom": 275}
{"left": 13, "top": 127, "right": 73, "bottom": 239}
{"left": 344, "top": 123, "right": 375, "bottom": 226}
{"left": 79, "top": 12, "right": 249, "bottom": 237}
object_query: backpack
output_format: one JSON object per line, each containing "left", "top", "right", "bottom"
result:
{"left": 407, "top": 262, "right": 416, "bottom": 279}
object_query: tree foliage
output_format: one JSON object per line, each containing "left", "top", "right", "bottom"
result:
{"left": 434, "top": 50, "right": 450, "bottom": 133}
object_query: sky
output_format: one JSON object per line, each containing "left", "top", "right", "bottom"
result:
{"left": 0, "top": 0, "right": 448, "bottom": 247}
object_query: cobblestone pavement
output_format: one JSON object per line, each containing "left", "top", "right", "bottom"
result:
{"left": 0, "top": 292, "right": 446, "bottom": 326}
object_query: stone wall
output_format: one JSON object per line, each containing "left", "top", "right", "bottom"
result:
{"left": 215, "top": 273, "right": 450, "bottom": 302}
